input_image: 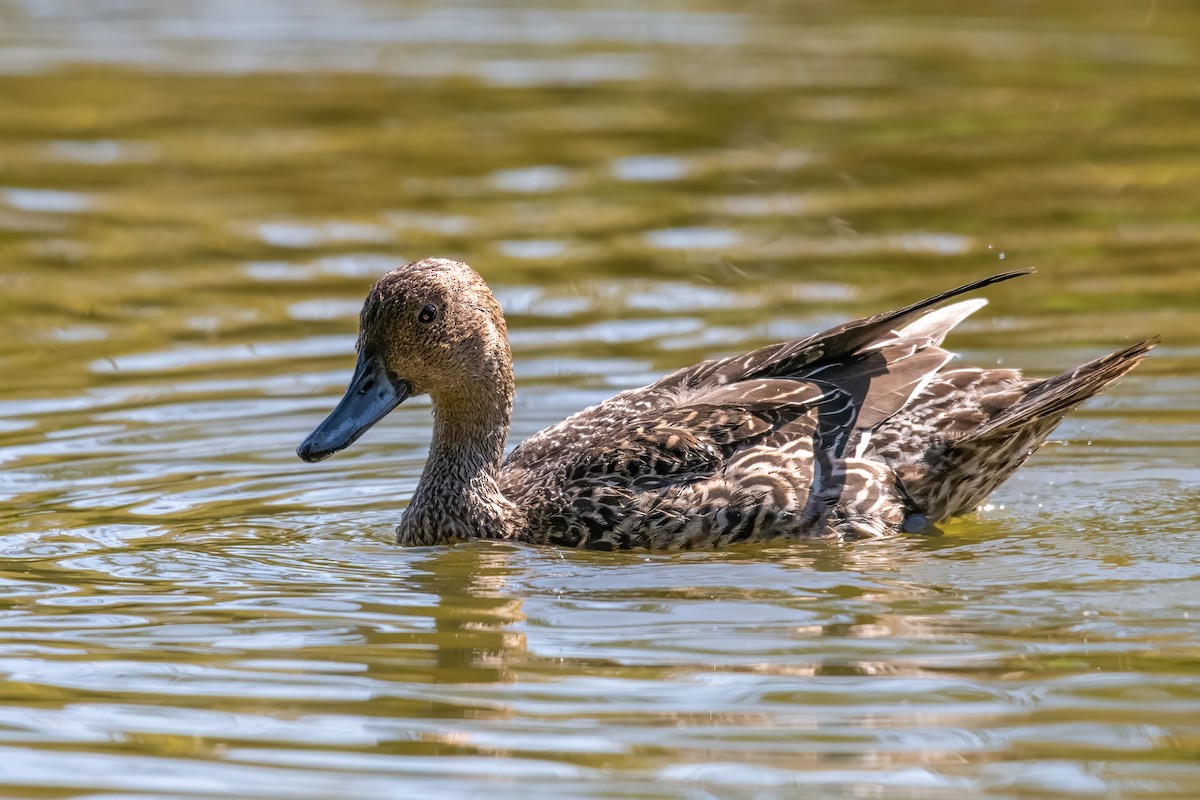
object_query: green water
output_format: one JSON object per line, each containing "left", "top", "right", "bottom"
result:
{"left": 1, "top": 1, "right": 1198, "bottom": 797}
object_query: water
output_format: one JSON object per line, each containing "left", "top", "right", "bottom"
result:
{"left": 1, "top": 1, "right": 1199, "bottom": 797}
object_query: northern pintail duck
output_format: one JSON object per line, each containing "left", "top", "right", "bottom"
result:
{"left": 297, "top": 259, "right": 1152, "bottom": 549}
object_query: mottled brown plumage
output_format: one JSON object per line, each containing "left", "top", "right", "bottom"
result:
{"left": 297, "top": 258, "right": 1154, "bottom": 550}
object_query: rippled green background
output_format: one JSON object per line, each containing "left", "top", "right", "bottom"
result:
{"left": 1, "top": 1, "right": 1198, "bottom": 797}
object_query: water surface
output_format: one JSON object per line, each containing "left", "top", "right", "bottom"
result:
{"left": 1, "top": 1, "right": 1199, "bottom": 797}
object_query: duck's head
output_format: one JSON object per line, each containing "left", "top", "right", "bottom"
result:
{"left": 297, "top": 258, "right": 511, "bottom": 463}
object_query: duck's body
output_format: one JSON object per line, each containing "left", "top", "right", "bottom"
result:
{"left": 297, "top": 259, "right": 1152, "bottom": 550}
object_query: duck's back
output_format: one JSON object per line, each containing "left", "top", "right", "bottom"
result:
{"left": 499, "top": 273, "right": 1151, "bottom": 550}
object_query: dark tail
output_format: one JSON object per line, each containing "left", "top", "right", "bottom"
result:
{"left": 910, "top": 338, "right": 1156, "bottom": 520}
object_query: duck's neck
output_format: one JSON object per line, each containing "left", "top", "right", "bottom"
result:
{"left": 398, "top": 372, "right": 517, "bottom": 545}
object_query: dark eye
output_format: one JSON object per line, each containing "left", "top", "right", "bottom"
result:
{"left": 418, "top": 304, "right": 438, "bottom": 324}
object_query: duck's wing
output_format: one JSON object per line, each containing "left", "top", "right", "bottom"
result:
{"left": 501, "top": 271, "right": 1027, "bottom": 489}
{"left": 652, "top": 269, "right": 1030, "bottom": 396}
{"left": 506, "top": 311, "right": 969, "bottom": 499}
{"left": 662, "top": 293, "right": 997, "bottom": 460}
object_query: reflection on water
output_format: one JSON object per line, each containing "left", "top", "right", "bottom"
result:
{"left": 1, "top": 0, "right": 1199, "bottom": 796}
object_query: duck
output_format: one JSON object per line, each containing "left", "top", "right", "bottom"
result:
{"left": 297, "top": 258, "right": 1153, "bottom": 550}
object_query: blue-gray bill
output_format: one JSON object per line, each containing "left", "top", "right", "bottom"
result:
{"left": 296, "top": 351, "right": 409, "bottom": 462}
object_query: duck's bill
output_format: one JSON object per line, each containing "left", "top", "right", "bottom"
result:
{"left": 296, "top": 352, "right": 409, "bottom": 463}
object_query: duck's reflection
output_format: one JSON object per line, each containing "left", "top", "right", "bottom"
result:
{"left": 351, "top": 542, "right": 529, "bottom": 683}
{"left": 411, "top": 543, "right": 527, "bottom": 685}
{"left": 345, "top": 542, "right": 528, "bottom": 756}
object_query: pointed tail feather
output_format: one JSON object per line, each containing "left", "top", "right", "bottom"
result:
{"left": 972, "top": 338, "right": 1157, "bottom": 439}
{"left": 905, "top": 338, "right": 1156, "bottom": 520}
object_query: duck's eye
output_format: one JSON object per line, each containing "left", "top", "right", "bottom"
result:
{"left": 418, "top": 304, "right": 438, "bottom": 324}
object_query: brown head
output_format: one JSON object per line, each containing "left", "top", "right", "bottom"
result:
{"left": 297, "top": 258, "right": 512, "bottom": 462}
